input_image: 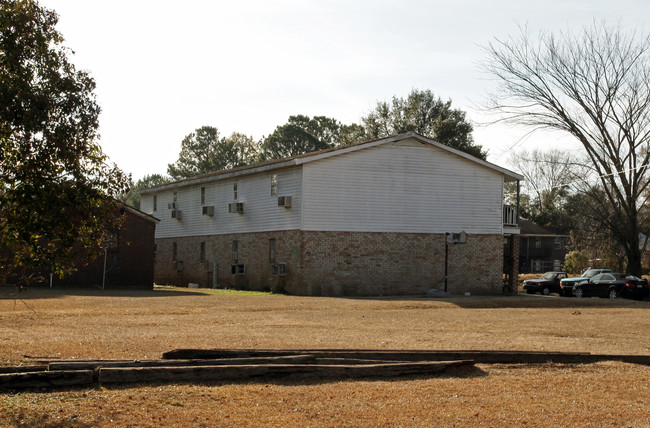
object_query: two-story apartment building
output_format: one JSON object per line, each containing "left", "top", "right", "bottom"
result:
{"left": 518, "top": 219, "right": 570, "bottom": 273}
{"left": 140, "top": 133, "right": 522, "bottom": 296}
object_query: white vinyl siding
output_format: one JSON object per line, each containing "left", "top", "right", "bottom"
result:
{"left": 302, "top": 141, "right": 504, "bottom": 234}
{"left": 142, "top": 137, "right": 511, "bottom": 239}
{"left": 149, "top": 168, "right": 302, "bottom": 239}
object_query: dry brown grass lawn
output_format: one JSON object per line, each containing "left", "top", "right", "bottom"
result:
{"left": 0, "top": 286, "right": 649, "bottom": 427}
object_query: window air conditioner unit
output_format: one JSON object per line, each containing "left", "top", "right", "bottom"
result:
{"left": 202, "top": 205, "right": 214, "bottom": 216}
{"left": 272, "top": 262, "right": 287, "bottom": 276}
{"left": 171, "top": 209, "right": 182, "bottom": 220}
{"left": 277, "top": 196, "right": 292, "bottom": 208}
{"left": 446, "top": 231, "right": 467, "bottom": 244}
{"left": 228, "top": 202, "right": 245, "bottom": 214}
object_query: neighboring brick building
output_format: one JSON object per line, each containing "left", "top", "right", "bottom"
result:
{"left": 141, "top": 133, "right": 522, "bottom": 296}
{"left": 52, "top": 205, "right": 159, "bottom": 289}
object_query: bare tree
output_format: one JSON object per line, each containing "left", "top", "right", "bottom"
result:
{"left": 483, "top": 23, "right": 650, "bottom": 275}
{"left": 508, "top": 148, "right": 580, "bottom": 231}
{"left": 509, "top": 148, "right": 574, "bottom": 203}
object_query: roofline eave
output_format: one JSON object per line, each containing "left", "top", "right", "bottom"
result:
{"left": 139, "top": 132, "right": 524, "bottom": 193}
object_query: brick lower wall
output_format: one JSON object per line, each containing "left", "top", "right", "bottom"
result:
{"left": 155, "top": 231, "right": 302, "bottom": 292}
{"left": 155, "top": 231, "right": 504, "bottom": 296}
{"left": 299, "top": 231, "right": 503, "bottom": 296}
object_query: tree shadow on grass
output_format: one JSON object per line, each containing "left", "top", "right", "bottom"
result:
{"left": 0, "top": 285, "right": 202, "bottom": 300}
{"left": 350, "top": 293, "right": 649, "bottom": 309}
{"left": 97, "top": 364, "right": 490, "bottom": 392}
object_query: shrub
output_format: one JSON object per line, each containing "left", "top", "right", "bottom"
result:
{"left": 564, "top": 250, "right": 590, "bottom": 274}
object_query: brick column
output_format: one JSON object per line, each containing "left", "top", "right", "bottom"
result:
{"left": 506, "top": 235, "right": 520, "bottom": 294}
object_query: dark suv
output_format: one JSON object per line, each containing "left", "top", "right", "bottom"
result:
{"left": 523, "top": 271, "right": 568, "bottom": 295}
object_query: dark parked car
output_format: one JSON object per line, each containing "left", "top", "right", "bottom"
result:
{"left": 560, "top": 268, "right": 614, "bottom": 297}
{"left": 523, "top": 271, "right": 568, "bottom": 295}
{"left": 573, "top": 273, "right": 650, "bottom": 300}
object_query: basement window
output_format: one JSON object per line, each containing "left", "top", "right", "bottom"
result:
{"left": 231, "top": 264, "right": 245, "bottom": 275}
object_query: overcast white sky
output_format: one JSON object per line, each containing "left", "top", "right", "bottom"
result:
{"left": 40, "top": 0, "right": 649, "bottom": 181}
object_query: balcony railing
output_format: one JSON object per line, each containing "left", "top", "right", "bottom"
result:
{"left": 503, "top": 205, "right": 518, "bottom": 227}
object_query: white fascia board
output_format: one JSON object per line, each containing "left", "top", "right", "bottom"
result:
{"left": 407, "top": 134, "right": 524, "bottom": 182}
{"left": 139, "top": 159, "right": 299, "bottom": 194}
{"left": 139, "top": 132, "right": 523, "bottom": 194}
{"left": 293, "top": 135, "right": 403, "bottom": 165}
{"left": 521, "top": 233, "right": 570, "bottom": 238}
{"left": 294, "top": 132, "right": 524, "bottom": 182}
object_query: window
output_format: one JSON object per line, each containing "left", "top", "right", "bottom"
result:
{"left": 232, "top": 240, "right": 238, "bottom": 262}
{"left": 554, "top": 237, "right": 562, "bottom": 250}
{"left": 200, "top": 242, "right": 206, "bottom": 262}
{"left": 233, "top": 182, "right": 238, "bottom": 200}
{"left": 269, "top": 238, "right": 276, "bottom": 262}
{"left": 201, "top": 187, "right": 206, "bottom": 205}
{"left": 231, "top": 263, "right": 245, "bottom": 275}
{"left": 153, "top": 195, "right": 157, "bottom": 211}
{"left": 172, "top": 242, "right": 178, "bottom": 261}
{"left": 170, "top": 192, "right": 177, "bottom": 210}
{"left": 271, "top": 174, "right": 277, "bottom": 196}
{"left": 535, "top": 238, "right": 542, "bottom": 249}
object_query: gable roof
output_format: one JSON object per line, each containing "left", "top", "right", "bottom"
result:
{"left": 519, "top": 219, "right": 568, "bottom": 237}
{"left": 140, "top": 132, "right": 524, "bottom": 194}
{"left": 122, "top": 203, "right": 160, "bottom": 223}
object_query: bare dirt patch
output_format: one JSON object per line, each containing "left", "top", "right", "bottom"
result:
{"left": 0, "top": 287, "right": 649, "bottom": 427}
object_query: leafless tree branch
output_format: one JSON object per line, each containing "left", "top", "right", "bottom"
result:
{"left": 482, "top": 22, "right": 650, "bottom": 274}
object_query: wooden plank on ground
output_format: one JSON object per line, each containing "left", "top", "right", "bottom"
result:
{"left": 48, "top": 355, "right": 317, "bottom": 371}
{"left": 162, "top": 349, "right": 591, "bottom": 363}
{"left": 97, "top": 360, "right": 474, "bottom": 385}
{"left": 0, "top": 365, "right": 47, "bottom": 374}
{"left": 0, "top": 370, "right": 95, "bottom": 389}
{"left": 162, "top": 349, "right": 650, "bottom": 365}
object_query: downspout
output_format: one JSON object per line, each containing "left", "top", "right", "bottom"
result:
{"left": 213, "top": 262, "right": 218, "bottom": 288}
{"left": 102, "top": 248, "right": 107, "bottom": 290}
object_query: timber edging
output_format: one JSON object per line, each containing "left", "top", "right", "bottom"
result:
{"left": 161, "top": 349, "right": 650, "bottom": 366}
{"left": 1, "top": 349, "right": 649, "bottom": 391}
